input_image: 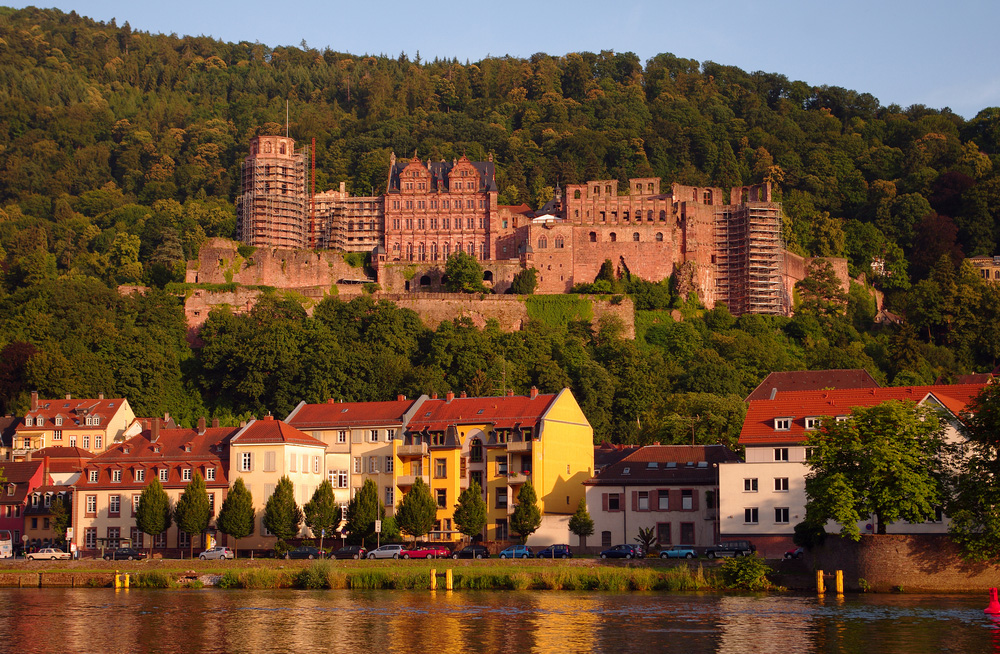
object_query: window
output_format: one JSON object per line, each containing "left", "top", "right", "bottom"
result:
{"left": 183, "top": 469, "right": 192, "bottom": 481}
{"left": 656, "top": 523, "right": 671, "bottom": 545}
{"left": 95, "top": 435, "right": 102, "bottom": 448}
{"left": 338, "top": 470, "right": 348, "bottom": 488}
{"left": 209, "top": 493, "right": 215, "bottom": 515}
{"left": 386, "top": 486, "right": 394, "bottom": 507}
{"left": 601, "top": 531, "right": 612, "bottom": 548}
{"left": 264, "top": 451, "right": 276, "bottom": 472}
{"left": 385, "top": 456, "right": 393, "bottom": 473}
{"left": 368, "top": 456, "right": 379, "bottom": 473}
{"left": 633, "top": 232, "right": 640, "bottom": 242}
{"left": 25, "top": 417, "right": 33, "bottom": 427}
{"left": 69, "top": 435, "right": 76, "bottom": 447}
{"left": 607, "top": 493, "right": 621, "bottom": 512}
{"left": 154, "top": 532, "right": 166, "bottom": 548}
{"left": 289, "top": 454, "right": 297, "bottom": 473}
{"left": 804, "top": 417, "right": 819, "bottom": 430}
{"left": 200, "top": 467, "right": 213, "bottom": 482}
{"left": 495, "top": 519, "right": 509, "bottom": 541}
{"left": 85, "top": 528, "right": 96, "bottom": 549}
{"left": 159, "top": 468, "right": 169, "bottom": 482}
{"left": 775, "top": 507, "right": 790, "bottom": 524}
{"left": 179, "top": 531, "right": 190, "bottom": 549}
{"left": 132, "top": 495, "right": 141, "bottom": 515}
{"left": 431, "top": 433, "right": 446, "bottom": 446}
{"left": 131, "top": 528, "right": 143, "bottom": 549}
{"left": 774, "top": 477, "right": 789, "bottom": 492}
{"left": 435, "top": 458, "right": 447, "bottom": 478}
{"left": 497, "top": 456, "right": 508, "bottom": 475}
{"left": 436, "top": 488, "right": 446, "bottom": 508}
{"left": 658, "top": 492, "right": 669, "bottom": 510}
{"left": 314, "top": 456, "right": 321, "bottom": 474}
{"left": 774, "top": 418, "right": 791, "bottom": 431}
{"left": 54, "top": 430, "right": 62, "bottom": 441}
{"left": 637, "top": 491, "right": 649, "bottom": 511}
{"left": 681, "top": 490, "right": 693, "bottom": 510}
{"left": 338, "top": 430, "right": 347, "bottom": 444}
{"left": 134, "top": 469, "right": 144, "bottom": 483}
{"left": 82, "top": 435, "right": 90, "bottom": 448}
{"left": 302, "top": 454, "right": 309, "bottom": 472}
{"left": 109, "top": 495, "right": 121, "bottom": 515}
{"left": 774, "top": 448, "right": 789, "bottom": 462}
{"left": 680, "top": 522, "right": 695, "bottom": 545}
{"left": 744, "top": 508, "right": 759, "bottom": 524}
{"left": 469, "top": 439, "right": 483, "bottom": 463}
{"left": 744, "top": 478, "right": 758, "bottom": 492}
{"left": 88, "top": 470, "right": 98, "bottom": 483}
{"left": 496, "top": 488, "right": 508, "bottom": 509}
{"left": 369, "top": 429, "right": 379, "bottom": 442}
{"left": 112, "top": 470, "right": 121, "bottom": 483}
{"left": 240, "top": 452, "right": 252, "bottom": 472}
{"left": 354, "top": 457, "right": 361, "bottom": 474}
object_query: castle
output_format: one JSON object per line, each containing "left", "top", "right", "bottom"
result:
{"left": 236, "top": 135, "right": 842, "bottom": 316}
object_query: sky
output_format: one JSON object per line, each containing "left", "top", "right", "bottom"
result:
{"left": 9, "top": 0, "right": 1000, "bottom": 120}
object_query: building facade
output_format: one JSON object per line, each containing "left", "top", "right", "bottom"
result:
{"left": 237, "top": 135, "right": 309, "bottom": 249}
{"left": 14, "top": 393, "right": 135, "bottom": 460}
{"left": 313, "top": 182, "right": 384, "bottom": 253}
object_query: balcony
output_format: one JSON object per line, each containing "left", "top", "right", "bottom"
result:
{"left": 506, "top": 441, "right": 532, "bottom": 453}
{"left": 507, "top": 471, "right": 530, "bottom": 485}
{"left": 395, "top": 474, "right": 429, "bottom": 488}
{"left": 396, "top": 443, "right": 427, "bottom": 458}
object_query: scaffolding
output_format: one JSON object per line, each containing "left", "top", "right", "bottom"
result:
{"left": 715, "top": 203, "right": 785, "bottom": 316}
{"left": 238, "top": 143, "right": 309, "bottom": 249}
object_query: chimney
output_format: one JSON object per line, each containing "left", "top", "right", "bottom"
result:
{"left": 340, "top": 181, "right": 346, "bottom": 194}
{"left": 446, "top": 391, "right": 455, "bottom": 403}
{"left": 264, "top": 414, "right": 274, "bottom": 421}
{"left": 327, "top": 398, "right": 336, "bottom": 404}
{"left": 431, "top": 393, "right": 438, "bottom": 400}
{"left": 65, "top": 393, "right": 71, "bottom": 400}
{"left": 98, "top": 392, "right": 104, "bottom": 400}
{"left": 151, "top": 418, "right": 160, "bottom": 442}
{"left": 197, "top": 417, "right": 206, "bottom": 434}
{"left": 211, "top": 418, "right": 219, "bottom": 428}
{"left": 31, "top": 391, "right": 38, "bottom": 412}
{"left": 397, "top": 394, "right": 406, "bottom": 401}
{"left": 460, "top": 391, "right": 467, "bottom": 398}
{"left": 530, "top": 386, "right": 539, "bottom": 399}
{"left": 43, "top": 456, "right": 51, "bottom": 485}
{"left": 507, "top": 389, "right": 514, "bottom": 397}
{"left": 163, "top": 412, "right": 171, "bottom": 424}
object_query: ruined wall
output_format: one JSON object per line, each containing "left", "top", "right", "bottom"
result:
{"left": 784, "top": 253, "right": 851, "bottom": 303}
{"left": 375, "top": 260, "right": 522, "bottom": 294}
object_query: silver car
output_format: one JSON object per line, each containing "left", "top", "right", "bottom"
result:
{"left": 367, "top": 544, "right": 404, "bottom": 559}
{"left": 199, "top": 546, "right": 235, "bottom": 560}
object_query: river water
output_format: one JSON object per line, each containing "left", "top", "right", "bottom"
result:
{"left": 0, "top": 589, "right": 996, "bottom": 653}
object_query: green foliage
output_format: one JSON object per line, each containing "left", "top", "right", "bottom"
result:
{"left": 216, "top": 478, "right": 255, "bottom": 546}
{"left": 510, "top": 481, "right": 542, "bottom": 542}
{"left": 805, "top": 400, "right": 947, "bottom": 539}
{"left": 263, "top": 476, "right": 304, "bottom": 542}
{"left": 524, "top": 295, "right": 594, "bottom": 328}
{"left": 453, "top": 480, "right": 488, "bottom": 539}
{"left": 394, "top": 477, "right": 438, "bottom": 540}
{"left": 174, "top": 472, "right": 211, "bottom": 556}
{"left": 508, "top": 268, "right": 538, "bottom": 295}
{"left": 634, "top": 527, "right": 656, "bottom": 555}
{"left": 345, "top": 478, "right": 385, "bottom": 546}
{"left": 304, "top": 479, "right": 340, "bottom": 540}
{"left": 948, "top": 384, "right": 1000, "bottom": 561}
{"left": 443, "top": 252, "right": 487, "bottom": 293}
{"left": 136, "top": 478, "right": 173, "bottom": 551}
{"left": 792, "top": 520, "right": 826, "bottom": 549}
{"left": 236, "top": 244, "right": 257, "bottom": 260}
{"left": 343, "top": 252, "right": 369, "bottom": 268}
{"left": 568, "top": 498, "right": 595, "bottom": 541}
{"left": 49, "top": 494, "right": 72, "bottom": 544}
{"left": 134, "top": 571, "right": 174, "bottom": 589}
{"left": 720, "top": 555, "right": 774, "bottom": 591}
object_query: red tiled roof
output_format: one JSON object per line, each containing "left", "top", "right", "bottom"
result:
{"left": 286, "top": 400, "right": 417, "bottom": 429}
{"left": 33, "top": 446, "right": 94, "bottom": 459}
{"left": 17, "top": 397, "right": 128, "bottom": 432}
{"left": 232, "top": 417, "right": 327, "bottom": 447}
{"left": 586, "top": 445, "right": 739, "bottom": 486}
{"left": 739, "top": 383, "right": 987, "bottom": 445}
{"left": 745, "top": 369, "right": 880, "bottom": 401}
{"left": 407, "top": 394, "right": 556, "bottom": 432}
{"left": 0, "top": 461, "right": 44, "bottom": 504}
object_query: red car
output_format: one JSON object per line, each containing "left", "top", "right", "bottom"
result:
{"left": 401, "top": 545, "right": 451, "bottom": 559}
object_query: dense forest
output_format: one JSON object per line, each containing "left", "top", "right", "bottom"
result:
{"left": 1, "top": 7, "right": 1000, "bottom": 445}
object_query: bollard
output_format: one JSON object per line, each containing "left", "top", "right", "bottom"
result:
{"left": 445, "top": 569, "right": 453, "bottom": 591}
{"left": 816, "top": 569, "right": 825, "bottom": 594}
{"left": 124, "top": 572, "right": 130, "bottom": 589}
{"left": 429, "top": 568, "right": 437, "bottom": 590}
{"left": 985, "top": 588, "right": 1000, "bottom": 615}
{"left": 835, "top": 570, "right": 843, "bottom": 595}
{"left": 114, "top": 572, "right": 121, "bottom": 590}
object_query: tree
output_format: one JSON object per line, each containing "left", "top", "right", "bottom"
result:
{"left": 948, "top": 384, "right": 1000, "bottom": 561}
{"left": 216, "top": 478, "right": 255, "bottom": 556}
{"left": 508, "top": 268, "right": 538, "bottom": 295}
{"left": 634, "top": 526, "right": 656, "bottom": 556}
{"left": 509, "top": 481, "right": 542, "bottom": 542}
{"left": 394, "top": 477, "right": 438, "bottom": 541}
{"left": 263, "top": 476, "right": 304, "bottom": 545}
{"left": 344, "top": 478, "right": 384, "bottom": 546}
{"left": 452, "top": 480, "right": 487, "bottom": 540}
{"left": 804, "top": 400, "right": 947, "bottom": 539}
{"left": 568, "top": 498, "right": 594, "bottom": 546}
{"left": 50, "top": 494, "right": 72, "bottom": 548}
{"left": 135, "top": 478, "right": 172, "bottom": 556}
{"left": 174, "top": 472, "right": 211, "bottom": 558}
{"left": 304, "top": 479, "right": 340, "bottom": 550}
{"left": 444, "top": 251, "right": 487, "bottom": 293}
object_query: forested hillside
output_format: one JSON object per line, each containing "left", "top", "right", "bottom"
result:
{"left": 1, "top": 6, "right": 1000, "bottom": 444}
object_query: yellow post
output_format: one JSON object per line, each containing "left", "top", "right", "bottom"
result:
{"left": 429, "top": 568, "right": 437, "bottom": 590}
{"left": 445, "top": 568, "right": 453, "bottom": 591}
{"left": 816, "top": 569, "right": 825, "bottom": 594}
{"left": 114, "top": 572, "right": 121, "bottom": 590}
{"left": 124, "top": 572, "right": 130, "bottom": 589}
{"left": 835, "top": 570, "right": 843, "bottom": 595}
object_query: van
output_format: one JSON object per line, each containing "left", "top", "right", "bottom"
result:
{"left": 705, "top": 540, "right": 756, "bottom": 558}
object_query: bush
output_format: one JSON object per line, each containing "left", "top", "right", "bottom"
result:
{"left": 720, "top": 555, "right": 774, "bottom": 591}
{"left": 298, "top": 561, "right": 335, "bottom": 589}
{"left": 134, "top": 571, "right": 173, "bottom": 588}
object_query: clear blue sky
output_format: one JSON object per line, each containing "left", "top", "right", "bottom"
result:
{"left": 11, "top": 0, "right": 999, "bottom": 119}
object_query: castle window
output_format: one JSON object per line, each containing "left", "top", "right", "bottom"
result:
{"left": 420, "top": 275, "right": 431, "bottom": 286}
{"left": 538, "top": 237, "right": 548, "bottom": 249}
{"left": 656, "top": 232, "right": 664, "bottom": 242}
{"left": 589, "top": 232, "right": 597, "bottom": 242}
{"left": 703, "top": 189, "right": 713, "bottom": 204}
{"left": 593, "top": 186, "right": 600, "bottom": 195}
{"left": 610, "top": 233, "right": 617, "bottom": 242}
{"left": 348, "top": 221, "right": 354, "bottom": 232}
{"left": 633, "top": 233, "right": 640, "bottom": 242}
{"left": 555, "top": 236, "right": 564, "bottom": 249}
{"left": 660, "top": 210, "right": 666, "bottom": 221}
{"left": 263, "top": 141, "right": 272, "bottom": 154}
{"left": 574, "top": 190, "right": 581, "bottom": 199}
{"left": 647, "top": 210, "right": 654, "bottom": 221}
{"left": 279, "top": 142, "right": 286, "bottom": 155}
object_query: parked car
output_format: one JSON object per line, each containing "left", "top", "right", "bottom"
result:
{"left": 535, "top": 544, "right": 572, "bottom": 559}
{"left": 104, "top": 547, "right": 148, "bottom": 561}
{"left": 705, "top": 540, "right": 757, "bottom": 559}
{"left": 660, "top": 546, "right": 697, "bottom": 559}
{"left": 452, "top": 544, "right": 490, "bottom": 559}
{"left": 367, "top": 544, "right": 405, "bottom": 559}
{"left": 600, "top": 544, "right": 642, "bottom": 559}
{"left": 784, "top": 547, "right": 804, "bottom": 559}
{"left": 331, "top": 545, "right": 367, "bottom": 560}
{"left": 285, "top": 546, "right": 323, "bottom": 560}
{"left": 26, "top": 547, "right": 71, "bottom": 561}
{"left": 199, "top": 547, "right": 234, "bottom": 560}
{"left": 499, "top": 544, "right": 533, "bottom": 559}
{"left": 402, "top": 545, "right": 450, "bottom": 559}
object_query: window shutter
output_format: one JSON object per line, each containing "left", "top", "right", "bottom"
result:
{"left": 602, "top": 493, "right": 608, "bottom": 512}
{"left": 652, "top": 490, "right": 660, "bottom": 511}
{"left": 692, "top": 490, "right": 700, "bottom": 511}
{"left": 671, "top": 489, "right": 682, "bottom": 510}
{"left": 250, "top": 452, "right": 255, "bottom": 471}
{"left": 631, "top": 491, "right": 638, "bottom": 512}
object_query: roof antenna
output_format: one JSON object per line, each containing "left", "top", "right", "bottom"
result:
{"left": 285, "top": 100, "right": 289, "bottom": 137}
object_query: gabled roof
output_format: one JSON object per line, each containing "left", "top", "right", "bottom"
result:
{"left": 585, "top": 445, "right": 739, "bottom": 486}
{"left": 0, "top": 461, "right": 44, "bottom": 504}
{"left": 407, "top": 393, "right": 556, "bottom": 432}
{"left": 231, "top": 416, "right": 327, "bottom": 447}
{"left": 0, "top": 416, "right": 19, "bottom": 446}
{"left": 594, "top": 442, "right": 640, "bottom": 472}
{"left": 739, "top": 383, "right": 987, "bottom": 445}
{"left": 17, "top": 397, "right": 129, "bottom": 432}
{"left": 31, "top": 446, "right": 93, "bottom": 475}
{"left": 386, "top": 156, "right": 498, "bottom": 193}
{"left": 745, "top": 369, "right": 880, "bottom": 401}
{"left": 286, "top": 399, "right": 418, "bottom": 429}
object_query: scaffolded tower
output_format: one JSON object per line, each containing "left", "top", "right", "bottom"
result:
{"left": 237, "top": 135, "right": 309, "bottom": 249}
{"left": 715, "top": 184, "right": 785, "bottom": 316}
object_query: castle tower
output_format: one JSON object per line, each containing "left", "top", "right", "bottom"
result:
{"left": 237, "top": 135, "right": 308, "bottom": 249}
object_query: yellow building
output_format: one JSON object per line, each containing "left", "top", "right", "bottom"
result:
{"left": 14, "top": 392, "right": 135, "bottom": 459}
{"left": 401, "top": 387, "right": 594, "bottom": 544}
{"left": 228, "top": 415, "right": 328, "bottom": 549}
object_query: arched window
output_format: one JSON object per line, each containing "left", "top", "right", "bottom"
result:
{"left": 633, "top": 232, "right": 640, "bottom": 242}
{"left": 574, "top": 190, "right": 581, "bottom": 199}
{"left": 610, "top": 232, "right": 617, "bottom": 242}
{"left": 443, "top": 243, "right": 451, "bottom": 258}
{"left": 742, "top": 189, "right": 749, "bottom": 203}
{"left": 483, "top": 271, "right": 494, "bottom": 282}
{"left": 655, "top": 232, "right": 664, "bottom": 242}
{"left": 263, "top": 141, "right": 272, "bottom": 154}
{"left": 420, "top": 275, "right": 431, "bottom": 286}
{"left": 659, "top": 210, "right": 666, "bottom": 221}
{"left": 703, "top": 189, "right": 713, "bottom": 204}
{"left": 647, "top": 210, "right": 653, "bottom": 222}
{"left": 279, "top": 141, "right": 287, "bottom": 155}
{"left": 554, "top": 236, "right": 564, "bottom": 249}
{"left": 589, "top": 232, "right": 597, "bottom": 242}
{"left": 406, "top": 243, "right": 414, "bottom": 260}
{"left": 470, "top": 438, "right": 483, "bottom": 463}
{"left": 418, "top": 243, "right": 426, "bottom": 260}
{"left": 538, "top": 236, "right": 548, "bottom": 249}
{"left": 692, "top": 189, "right": 698, "bottom": 201}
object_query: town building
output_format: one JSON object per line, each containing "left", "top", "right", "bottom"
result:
{"left": 718, "top": 383, "right": 986, "bottom": 557}
{"left": 584, "top": 444, "right": 740, "bottom": 550}
{"left": 0, "top": 460, "right": 44, "bottom": 552}
{"left": 13, "top": 393, "right": 136, "bottom": 460}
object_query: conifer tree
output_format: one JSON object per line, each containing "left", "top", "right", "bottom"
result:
{"left": 135, "top": 478, "right": 172, "bottom": 557}
{"left": 344, "top": 478, "right": 384, "bottom": 547}
{"left": 453, "top": 480, "right": 487, "bottom": 540}
{"left": 510, "top": 481, "right": 542, "bottom": 543}
{"left": 568, "top": 498, "right": 595, "bottom": 547}
{"left": 394, "top": 477, "right": 437, "bottom": 542}
{"left": 174, "top": 472, "right": 210, "bottom": 558}
{"left": 216, "top": 478, "right": 255, "bottom": 557}
{"left": 304, "top": 479, "right": 339, "bottom": 551}
{"left": 263, "top": 476, "right": 304, "bottom": 547}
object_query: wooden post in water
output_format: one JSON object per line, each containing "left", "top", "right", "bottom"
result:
{"left": 445, "top": 569, "right": 453, "bottom": 590}
{"left": 816, "top": 570, "right": 825, "bottom": 594}
{"left": 429, "top": 568, "right": 437, "bottom": 590}
{"left": 835, "top": 570, "right": 843, "bottom": 595}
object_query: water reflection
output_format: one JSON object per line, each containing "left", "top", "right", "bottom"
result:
{"left": 0, "top": 589, "right": 993, "bottom": 653}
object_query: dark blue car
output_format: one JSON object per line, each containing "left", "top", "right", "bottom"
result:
{"left": 600, "top": 544, "right": 642, "bottom": 559}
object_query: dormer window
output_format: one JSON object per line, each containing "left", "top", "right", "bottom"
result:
{"left": 85, "top": 416, "right": 92, "bottom": 426}
{"left": 774, "top": 418, "right": 791, "bottom": 431}
{"left": 622, "top": 467, "right": 631, "bottom": 475}
{"left": 55, "top": 417, "right": 62, "bottom": 426}
{"left": 185, "top": 444, "right": 192, "bottom": 452}
{"left": 112, "top": 469, "right": 122, "bottom": 483}
{"left": 836, "top": 415, "right": 848, "bottom": 423}
{"left": 206, "top": 468, "right": 216, "bottom": 481}
{"left": 183, "top": 469, "right": 192, "bottom": 481}
{"left": 44, "top": 493, "right": 52, "bottom": 507}
{"left": 804, "top": 417, "right": 820, "bottom": 430}
{"left": 6, "top": 484, "right": 14, "bottom": 496}
{"left": 94, "top": 416, "right": 100, "bottom": 426}
{"left": 88, "top": 470, "right": 98, "bottom": 483}
{"left": 647, "top": 462, "right": 658, "bottom": 469}
{"left": 25, "top": 417, "right": 33, "bottom": 427}
{"left": 135, "top": 469, "right": 144, "bottom": 482}
{"left": 36, "top": 417, "right": 44, "bottom": 427}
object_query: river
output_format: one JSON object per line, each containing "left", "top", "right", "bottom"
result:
{"left": 0, "top": 589, "right": 996, "bottom": 653}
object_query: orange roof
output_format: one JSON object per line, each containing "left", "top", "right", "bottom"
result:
{"left": 17, "top": 397, "right": 128, "bottom": 432}
{"left": 745, "top": 369, "right": 880, "bottom": 401}
{"left": 739, "top": 384, "right": 986, "bottom": 445}
{"left": 407, "top": 393, "right": 556, "bottom": 432}
{"left": 232, "top": 416, "right": 327, "bottom": 447}
{"left": 286, "top": 399, "right": 417, "bottom": 429}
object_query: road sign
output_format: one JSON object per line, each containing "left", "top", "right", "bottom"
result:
{"left": 375, "top": 520, "right": 382, "bottom": 534}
